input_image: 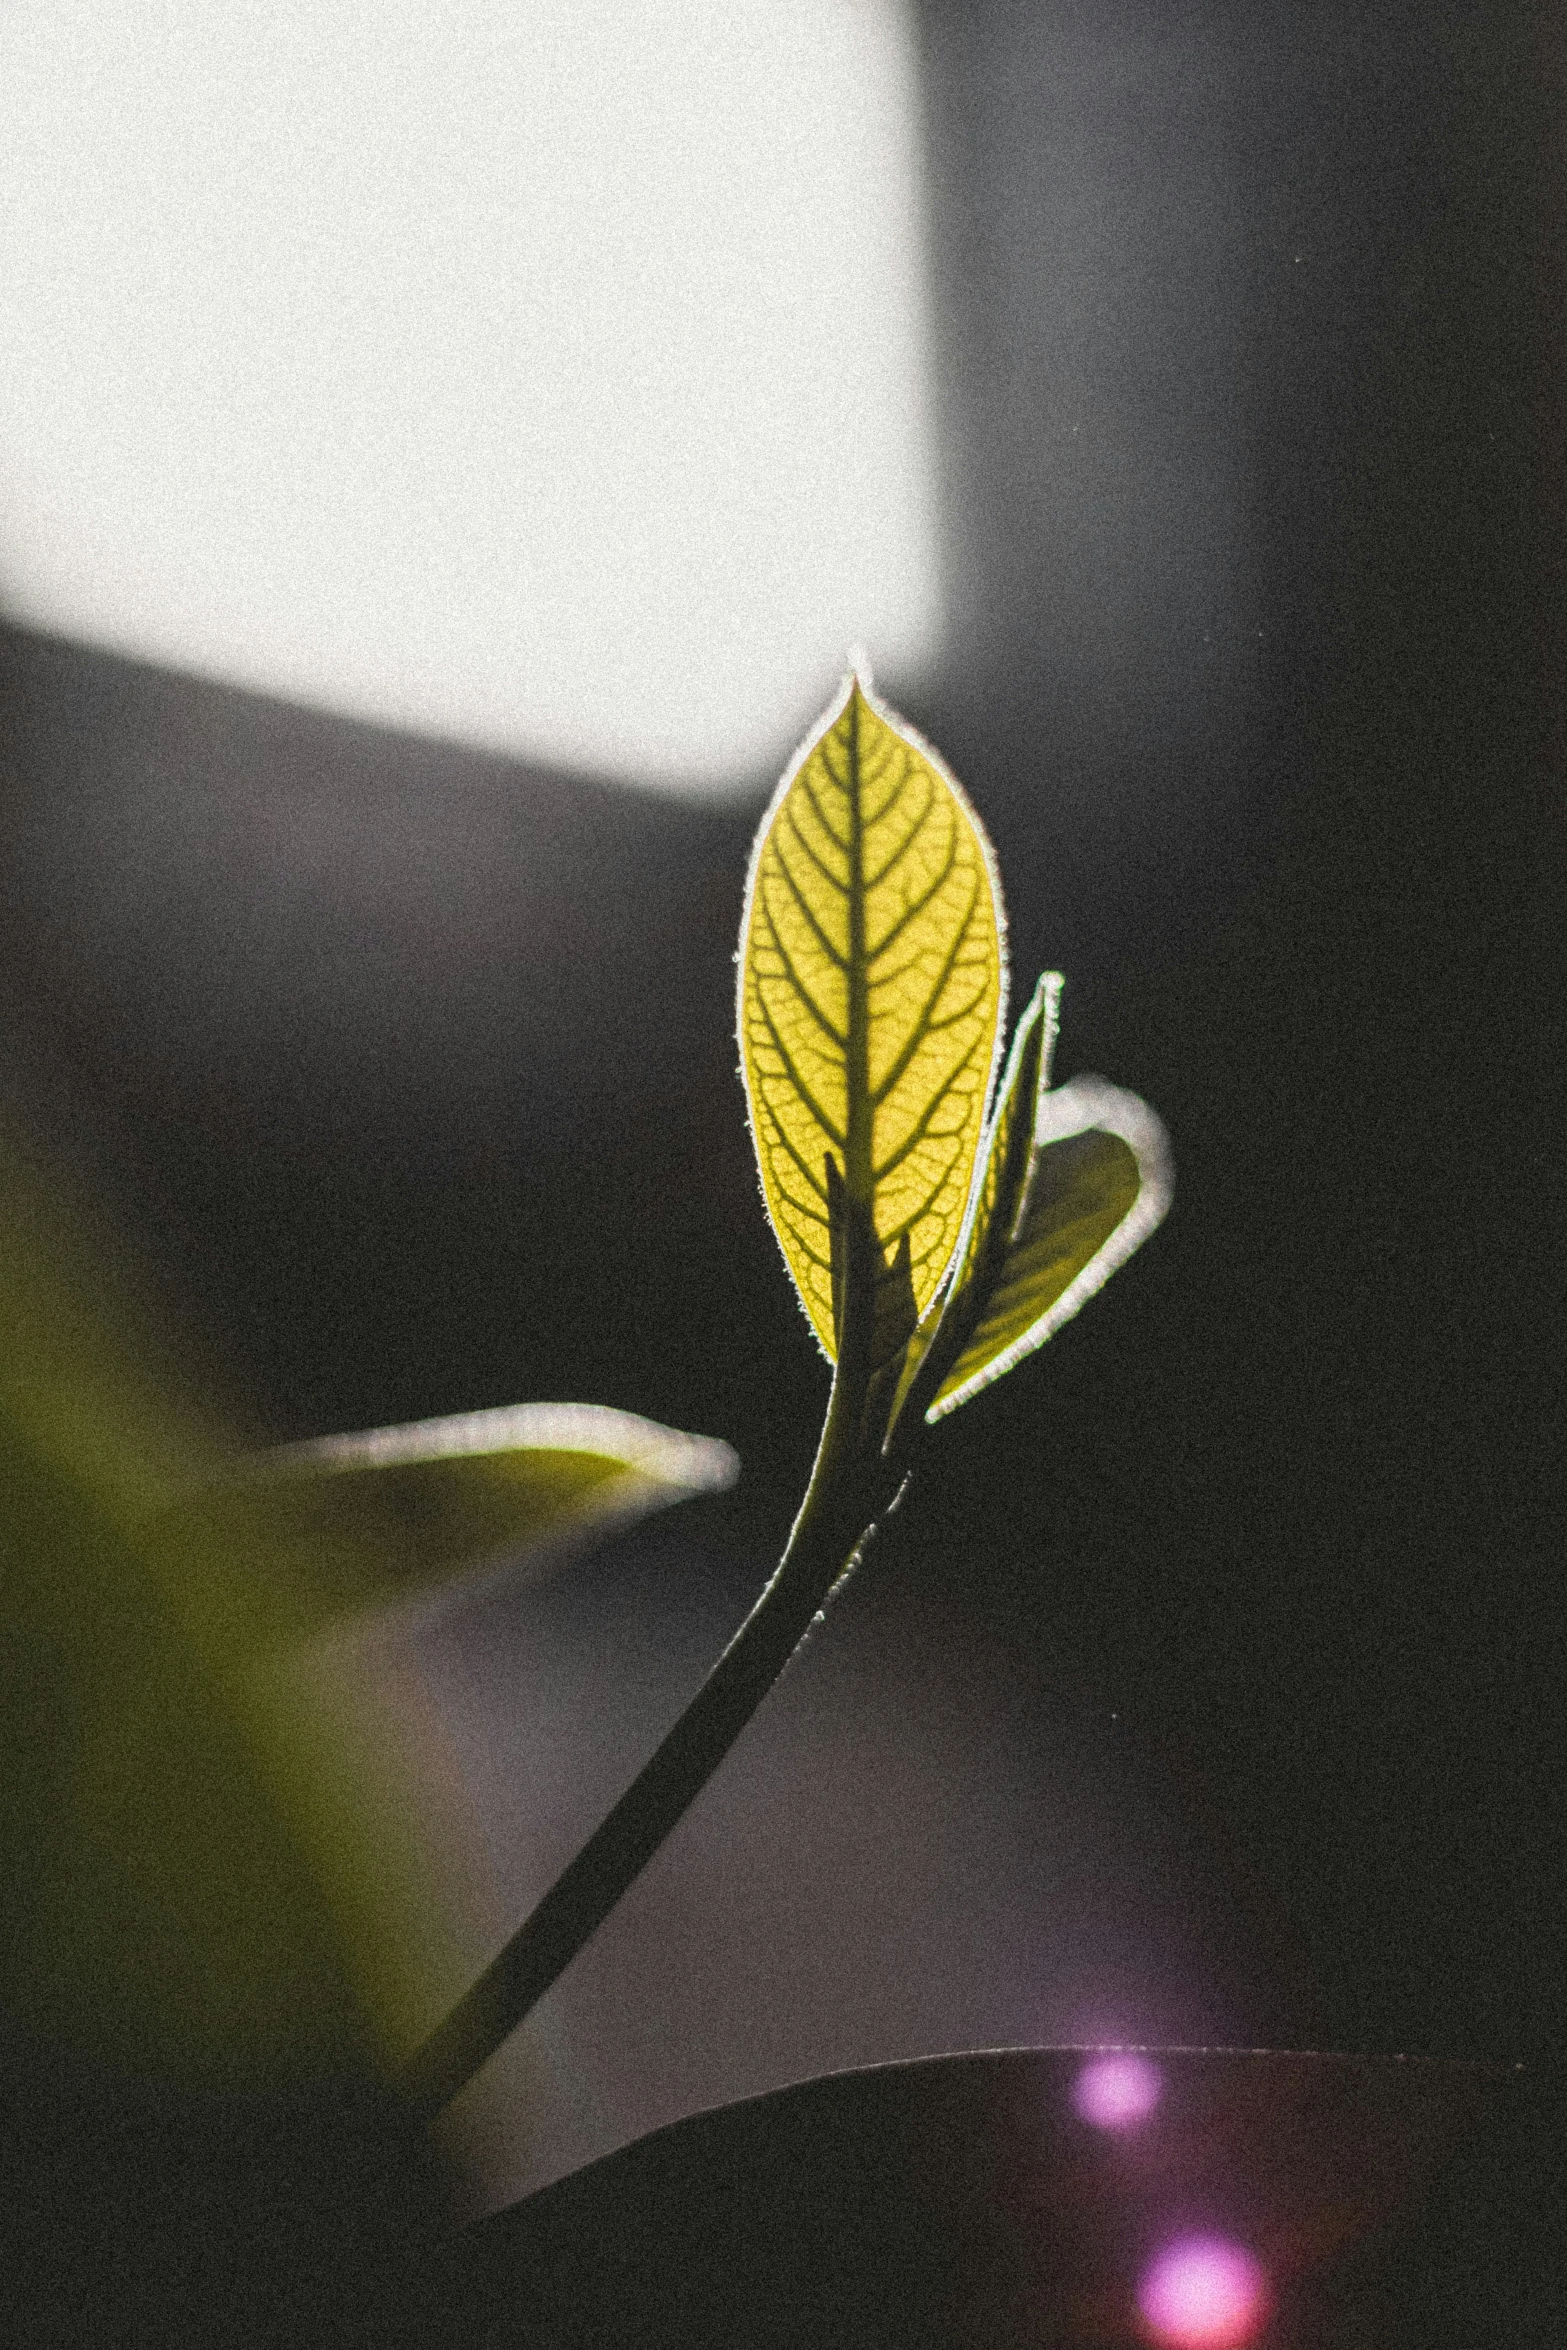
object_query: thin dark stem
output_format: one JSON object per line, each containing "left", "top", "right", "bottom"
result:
{"left": 396, "top": 689, "right": 935, "bottom": 2128}
{"left": 396, "top": 1364, "right": 893, "bottom": 2126}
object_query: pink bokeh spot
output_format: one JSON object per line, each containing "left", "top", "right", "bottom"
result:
{"left": 1138, "top": 2235, "right": 1270, "bottom": 2348}
{"left": 1072, "top": 2051, "right": 1164, "bottom": 2132}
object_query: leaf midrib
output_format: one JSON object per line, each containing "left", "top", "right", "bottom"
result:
{"left": 843, "top": 692, "right": 874, "bottom": 1206}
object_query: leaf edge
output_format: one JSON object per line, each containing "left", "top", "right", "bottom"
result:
{"left": 925, "top": 1074, "right": 1173, "bottom": 1421}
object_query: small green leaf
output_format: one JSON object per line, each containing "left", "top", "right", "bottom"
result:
{"left": 219, "top": 1402, "right": 739, "bottom": 1626}
{"left": 943, "top": 973, "right": 1063, "bottom": 1307}
{"left": 927, "top": 1075, "right": 1172, "bottom": 1419}
{"left": 190, "top": 1397, "right": 738, "bottom": 2062}
{"left": 890, "top": 972, "right": 1061, "bottom": 1428}
{"left": 738, "top": 674, "right": 1006, "bottom": 1362}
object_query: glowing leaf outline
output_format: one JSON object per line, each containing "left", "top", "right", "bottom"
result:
{"left": 927, "top": 1074, "right": 1172, "bottom": 1419}
{"left": 888, "top": 969, "right": 1061, "bottom": 1428}
{"left": 257, "top": 1399, "right": 734, "bottom": 1493}
{"left": 932, "top": 969, "right": 1064, "bottom": 1324}
{"left": 204, "top": 1401, "right": 739, "bottom": 1624}
{"left": 737, "top": 670, "right": 1007, "bottom": 1361}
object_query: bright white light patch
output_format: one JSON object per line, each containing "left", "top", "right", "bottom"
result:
{"left": 0, "top": 1, "right": 941, "bottom": 791}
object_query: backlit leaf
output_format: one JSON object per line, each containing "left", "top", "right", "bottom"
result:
{"left": 738, "top": 675, "right": 1005, "bottom": 1362}
{"left": 940, "top": 974, "right": 1063, "bottom": 1309}
{"left": 890, "top": 971, "right": 1060, "bottom": 1426}
{"left": 929, "top": 1075, "right": 1171, "bottom": 1418}
{"left": 175, "top": 1395, "right": 737, "bottom": 2061}
{"left": 223, "top": 1401, "right": 739, "bottom": 1625}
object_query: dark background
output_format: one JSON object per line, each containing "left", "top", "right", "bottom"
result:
{"left": 2, "top": 0, "right": 1561, "bottom": 2206}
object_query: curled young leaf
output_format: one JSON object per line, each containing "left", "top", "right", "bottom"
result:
{"left": 942, "top": 973, "right": 1063, "bottom": 1308}
{"left": 889, "top": 970, "right": 1061, "bottom": 1429}
{"left": 738, "top": 674, "right": 1005, "bottom": 1363}
{"left": 927, "top": 1074, "right": 1172, "bottom": 1418}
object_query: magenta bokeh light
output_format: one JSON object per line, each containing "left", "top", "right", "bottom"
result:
{"left": 1138, "top": 2235, "right": 1270, "bottom": 2348}
{"left": 1071, "top": 2051, "right": 1164, "bottom": 2131}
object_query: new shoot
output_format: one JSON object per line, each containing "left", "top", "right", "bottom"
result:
{"left": 400, "top": 673, "right": 1171, "bottom": 2123}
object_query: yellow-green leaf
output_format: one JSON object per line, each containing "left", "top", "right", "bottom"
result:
{"left": 889, "top": 970, "right": 1060, "bottom": 1426}
{"left": 223, "top": 1401, "right": 738, "bottom": 1625}
{"left": 934, "top": 970, "right": 1062, "bottom": 1324}
{"left": 928, "top": 1075, "right": 1172, "bottom": 1418}
{"left": 738, "top": 674, "right": 1006, "bottom": 1361}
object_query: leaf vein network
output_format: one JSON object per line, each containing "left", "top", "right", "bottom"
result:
{"left": 866, "top": 951, "right": 931, "bottom": 998}
{"left": 771, "top": 1200, "right": 834, "bottom": 1276}
{"left": 776, "top": 808, "right": 852, "bottom": 924}
{"left": 757, "top": 899, "right": 848, "bottom": 1043}
{"left": 757, "top": 1095, "right": 836, "bottom": 1214}
{"left": 860, "top": 750, "right": 917, "bottom": 840}
{"left": 867, "top": 837, "right": 963, "bottom": 964}
{"left": 874, "top": 1053, "right": 985, "bottom": 1183}
{"left": 750, "top": 993, "right": 846, "bottom": 1152}
{"left": 813, "top": 743, "right": 852, "bottom": 814}
{"left": 870, "top": 879, "right": 983, "bottom": 1106}
{"left": 770, "top": 1168, "right": 832, "bottom": 1235}
{"left": 862, "top": 780, "right": 937, "bottom": 891}
{"left": 921, "top": 981, "right": 992, "bottom": 1037}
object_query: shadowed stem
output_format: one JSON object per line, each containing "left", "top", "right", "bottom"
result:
{"left": 396, "top": 1354, "right": 903, "bottom": 2126}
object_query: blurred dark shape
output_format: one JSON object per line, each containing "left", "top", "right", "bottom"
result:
{"left": 456, "top": 2048, "right": 1560, "bottom": 2349}
{"left": 0, "top": 2065, "right": 463, "bottom": 2350}
{"left": 899, "top": 0, "right": 1564, "bottom": 2076}
{"left": 0, "top": 1121, "right": 470, "bottom": 2347}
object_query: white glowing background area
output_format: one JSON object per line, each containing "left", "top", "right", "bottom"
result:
{"left": 0, "top": 1, "right": 941, "bottom": 791}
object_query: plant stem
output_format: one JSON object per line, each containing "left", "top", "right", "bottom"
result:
{"left": 396, "top": 1364, "right": 893, "bottom": 2126}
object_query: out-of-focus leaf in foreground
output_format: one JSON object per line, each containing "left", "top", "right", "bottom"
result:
{"left": 738, "top": 675, "right": 1005, "bottom": 1366}
{"left": 217, "top": 1401, "right": 736, "bottom": 1627}
{"left": 0, "top": 1116, "right": 362, "bottom": 2083}
{"left": 929, "top": 1074, "right": 1172, "bottom": 1418}
{"left": 176, "top": 1404, "right": 736, "bottom": 2057}
{"left": 0, "top": 1112, "right": 736, "bottom": 2081}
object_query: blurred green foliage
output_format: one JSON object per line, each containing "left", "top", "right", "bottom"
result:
{"left": 0, "top": 1112, "right": 734, "bottom": 2091}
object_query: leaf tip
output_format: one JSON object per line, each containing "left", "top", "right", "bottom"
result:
{"left": 1034, "top": 970, "right": 1065, "bottom": 1096}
